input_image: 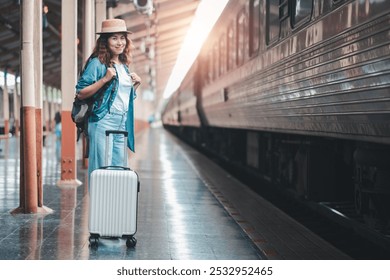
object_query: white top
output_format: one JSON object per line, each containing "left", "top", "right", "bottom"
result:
{"left": 111, "top": 63, "right": 132, "bottom": 112}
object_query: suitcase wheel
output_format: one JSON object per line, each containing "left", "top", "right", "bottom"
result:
{"left": 89, "top": 234, "right": 100, "bottom": 248}
{"left": 126, "top": 236, "right": 137, "bottom": 248}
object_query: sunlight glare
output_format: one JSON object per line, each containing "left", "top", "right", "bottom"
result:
{"left": 0, "top": 71, "right": 19, "bottom": 86}
{"left": 162, "top": 0, "right": 229, "bottom": 99}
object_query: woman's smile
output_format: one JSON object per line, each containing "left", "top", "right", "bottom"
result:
{"left": 108, "top": 33, "right": 127, "bottom": 55}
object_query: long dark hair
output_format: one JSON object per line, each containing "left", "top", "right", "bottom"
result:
{"left": 91, "top": 32, "right": 133, "bottom": 66}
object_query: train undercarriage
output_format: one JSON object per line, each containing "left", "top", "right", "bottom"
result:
{"left": 165, "top": 125, "right": 390, "bottom": 235}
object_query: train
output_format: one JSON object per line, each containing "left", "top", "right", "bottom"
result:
{"left": 162, "top": 0, "right": 390, "bottom": 232}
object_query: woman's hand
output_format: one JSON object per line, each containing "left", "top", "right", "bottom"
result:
{"left": 103, "top": 67, "right": 116, "bottom": 83}
{"left": 77, "top": 67, "right": 116, "bottom": 100}
{"left": 130, "top": 72, "right": 141, "bottom": 90}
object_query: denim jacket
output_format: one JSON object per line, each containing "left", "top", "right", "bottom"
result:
{"left": 75, "top": 57, "right": 136, "bottom": 152}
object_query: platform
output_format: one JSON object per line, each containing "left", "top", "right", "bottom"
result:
{"left": 0, "top": 126, "right": 350, "bottom": 260}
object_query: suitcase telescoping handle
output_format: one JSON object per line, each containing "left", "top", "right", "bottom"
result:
{"left": 104, "top": 130, "right": 128, "bottom": 167}
{"left": 105, "top": 130, "right": 128, "bottom": 137}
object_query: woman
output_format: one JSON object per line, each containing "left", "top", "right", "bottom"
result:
{"left": 54, "top": 111, "right": 62, "bottom": 160}
{"left": 75, "top": 18, "right": 141, "bottom": 179}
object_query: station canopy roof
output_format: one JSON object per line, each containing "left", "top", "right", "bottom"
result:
{"left": 0, "top": 0, "right": 201, "bottom": 101}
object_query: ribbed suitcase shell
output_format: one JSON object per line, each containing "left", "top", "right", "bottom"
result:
{"left": 89, "top": 168, "right": 138, "bottom": 237}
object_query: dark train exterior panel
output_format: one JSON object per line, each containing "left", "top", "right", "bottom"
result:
{"left": 199, "top": 1, "right": 390, "bottom": 144}
{"left": 161, "top": 92, "right": 181, "bottom": 126}
{"left": 162, "top": 60, "right": 201, "bottom": 127}
{"left": 161, "top": 0, "right": 390, "bottom": 241}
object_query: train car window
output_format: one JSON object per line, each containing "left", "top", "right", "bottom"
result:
{"left": 237, "top": 10, "right": 246, "bottom": 65}
{"left": 250, "top": 0, "right": 260, "bottom": 56}
{"left": 220, "top": 34, "right": 227, "bottom": 76}
{"left": 280, "top": 0, "right": 289, "bottom": 20}
{"left": 291, "top": 0, "right": 313, "bottom": 27}
{"left": 207, "top": 51, "right": 213, "bottom": 82}
{"left": 332, "top": 0, "right": 348, "bottom": 8}
{"left": 227, "top": 24, "right": 235, "bottom": 71}
{"left": 244, "top": 5, "right": 250, "bottom": 60}
{"left": 213, "top": 43, "right": 219, "bottom": 79}
{"left": 266, "top": 0, "right": 280, "bottom": 45}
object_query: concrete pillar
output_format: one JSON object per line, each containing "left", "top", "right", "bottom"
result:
{"left": 21, "top": 0, "right": 37, "bottom": 213}
{"left": 56, "top": 89, "right": 62, "bottom": 120}
{"left": 58, "top": 0, "right": 81, "bottom": 187}
{"left": 13, "top": 0, "right": 51, "bottom": 213}
{"left": 13, "top": 74, "right": 20, "bottom": 136}
{"left": 81, "top": 0, "right": 95, "bottom": 169}
{"left": 91, "top": 0, "right": 96, "bottom": 36}
{"left": 43, "top": 85, "right": 50, "bottom": 132}
{"left": 2, "top": 69, "right": 9, "bottom": 135}
{"left": 107, "top": 6, "right": 113, "bottom": 19}
{"left": 95, "top": 0, "right": 106, "bottom": 38}
{"left": 47, "top": 86, "right": 53, "bottom": 130}
{"left": 83, "top": 0, "right": 94, "bottom": 61}
{"left": 34, "top": 0, "right": 43, "bottom": 207}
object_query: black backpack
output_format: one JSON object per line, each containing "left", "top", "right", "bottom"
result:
{"left": 71, "top": 56, "right": 115, "bottom": 156}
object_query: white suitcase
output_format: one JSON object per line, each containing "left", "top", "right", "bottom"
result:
{"left": 88, "top": 130, "right": 140, "bottom": 248}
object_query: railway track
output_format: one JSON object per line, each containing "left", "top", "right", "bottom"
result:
{"left": 200, "top": 146, "right": 390, "bottom": 260}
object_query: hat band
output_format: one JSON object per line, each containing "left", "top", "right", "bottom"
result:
{"left": 100, "top": 27, "right": 128, "bottom": 33}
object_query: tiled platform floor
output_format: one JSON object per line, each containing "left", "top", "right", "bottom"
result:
{"left": 0, "top": 126, "right": 263, "bottom": 260}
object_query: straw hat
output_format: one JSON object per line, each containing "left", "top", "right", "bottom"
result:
{"left": 96, "top": 19, "right": 132, "bottom": 34}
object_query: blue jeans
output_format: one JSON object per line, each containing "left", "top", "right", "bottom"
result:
{"left": 88, "top": 108, "right": 128, "bottom": 181}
